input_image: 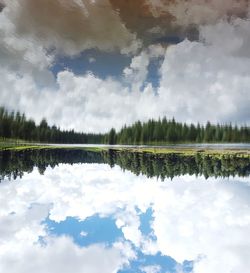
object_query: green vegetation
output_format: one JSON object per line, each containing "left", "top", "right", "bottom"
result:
{"left": 112, "top": 118, "right": 250, "bottom": 144}
{"left": 0, "top": 107, "right": 103, "bottom": 144}
{"left": 0, "top": 106, "right": 250, "bottom": 145}
{"left": 109, "top": 147, "right": 250, "bottom": 158}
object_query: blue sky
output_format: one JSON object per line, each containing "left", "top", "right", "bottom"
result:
{"left": 51, "top": 49, "right": 132, "bottom": 80}
{"left": 44, "top": 208, "right": 192, "bottom": 273}
{"left": 51, "top": 48, "right": 164, "bottom": 90}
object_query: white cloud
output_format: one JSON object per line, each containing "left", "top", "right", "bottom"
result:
{"left": 1, "top": 163, "right": 250, "bottom": 273}
{"left": 80, "top": 231, "right": 88, "bottom": 237}
{"left": 123, "top": 51, "right": 150, "bottom": 91}
{"left": 123, "top": 44, "right": 165, "bottom": 91}
{"left": 157, "top": 36, "right": 250, "bottom": 124}
{"left": 200, "top": 19, "right": 250, "bottom": 58}
{"left": 0, "top": 5, "right": 53, "bottom": 72}
{"left": 0, "top": 236, "right": 133, "bottom": 273}
{"left": 0, "top": 167, "right": 136, "bottom": 273}
{"left": 0, "top": 61, "right": 159, "bottom": 132}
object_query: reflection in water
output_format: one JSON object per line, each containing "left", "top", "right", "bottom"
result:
{"left": 0, "top": 150, "right": 250, "bottom": 273}
{"left": 0, "top": 148, "right": 250, "bottom": 181}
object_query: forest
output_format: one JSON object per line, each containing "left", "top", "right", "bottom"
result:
{"left": 110, "top": 118, "right": 250, "bottom": 144}
{"left": 0, "top": 106, "right": 249, "bottom": 144}
{"left": 0, "top": 107, "right": 103, "bottom": 144}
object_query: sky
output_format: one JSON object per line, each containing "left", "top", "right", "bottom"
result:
{"left": 0, "top": 0, "right": 250, "bottom": 133}
{"left": 1, "top": 163, "right": 250, "bottom": 273}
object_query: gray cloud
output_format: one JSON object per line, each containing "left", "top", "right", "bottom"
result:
{"left": 3, "top": 0, "right": 140, "bottom": 56}
{"left": 109, "top": 0, "right": 249, "bottom": 46}
{"left": 147, "top": 0, "right": 249, "bottom": 24}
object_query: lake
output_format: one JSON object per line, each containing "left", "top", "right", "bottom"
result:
{"left": 44, "top": 143, "right": 250, "bottom": 150}
{"left": 0, "top": 149, "right": 250, "bottom": 273}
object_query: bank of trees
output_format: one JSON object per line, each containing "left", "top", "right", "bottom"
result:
{"left": 0, "top": 107, "right": 103, "bottom": 143}
{"left": 0, "top": 107, "right": 249, "bottom": 144}
{"left": 110, "top": 118, "right": 250, "bottom": 144}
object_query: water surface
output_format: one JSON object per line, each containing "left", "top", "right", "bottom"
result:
{"left": 0, "top": 149, "right": 249, "bottom": 273}
{"left": 43, "top": 143, "right": 250, "bottom": 150}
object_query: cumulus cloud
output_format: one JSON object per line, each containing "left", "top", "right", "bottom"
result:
{"left": 200, "top": 18, "right": 250, "bottom": 57}
{"left": 157, "top": 40, "right": 250, "bottom": 124}
{"left": 1, "top": 163, "right": 250, "bottom": 273}
{"left": 123, "top": 45, "right": 165, "bottom": 90}
{"left": 0, "top": 56, "right": 159, "bottom": 132}
{"left": 0, "top": 5, "right": 53, "bottom": 71}
{"left": 0, "top": 236, "right": 133, "bottom": 273}
{"left": 152, "top": 18, "right": 250, "bottom": 125}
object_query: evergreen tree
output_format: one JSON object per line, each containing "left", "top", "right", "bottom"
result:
{"left": 108, "top": 128, "right": 116, "bottom": 145}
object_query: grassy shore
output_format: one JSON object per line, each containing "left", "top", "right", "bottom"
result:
{"left": 0, "top": 138, "right": 41, "bottom": 150}
{"left": 1, "top": 140, "right": 250, "bottom": 159}
{"left": 0, "top": 140, "right": 108, "bottom": 152}
{"left": 111, "top": 147, "right": 250, "bottom": 158}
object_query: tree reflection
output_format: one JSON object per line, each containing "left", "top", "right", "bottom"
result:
{"left": 0, "top": 149, "right": 249, "bottom": 181}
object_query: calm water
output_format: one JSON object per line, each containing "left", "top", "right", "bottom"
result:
{"left": 44, "top": 143, "right": 250, "bottom": 150}
{"left": 0, "top": 149, "right": 250, "bottom": 273}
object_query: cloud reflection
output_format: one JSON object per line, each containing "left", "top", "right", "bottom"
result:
{"left": 0, "top": 163, "right": 250, "bottom": 272}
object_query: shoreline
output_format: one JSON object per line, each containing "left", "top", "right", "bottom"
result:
{"left": 1, "top": 142, "right": 250, "bottom": 158}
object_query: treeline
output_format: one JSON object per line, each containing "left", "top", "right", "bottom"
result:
{"left": 109, "top": 118, "right": 250, "bottom": 144}
{"left": 0, "top": 107, "right": 103, "bottom": 144}
{"left": 0, "top": 107, "right": 250, "bottom": 144}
